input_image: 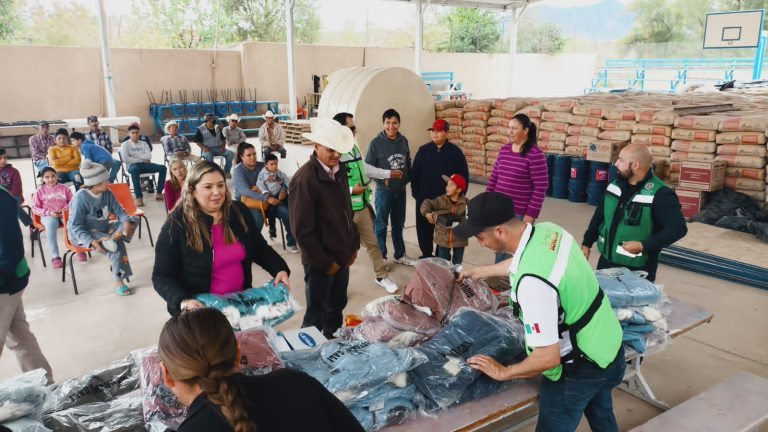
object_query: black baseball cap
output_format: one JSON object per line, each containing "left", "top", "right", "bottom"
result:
{"left": 453, "top": 192, "right": 517, "bottom": 238}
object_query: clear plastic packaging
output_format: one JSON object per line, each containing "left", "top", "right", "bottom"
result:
{"left": 236, "top": 326, "right": 284, "bottom": 375}
{"left": 1, "top": 416, "right": 51, "bottom": 432}
{"left": 46, "top": 355, "right": 139, "bottom": 413}
{"left": 135, "top": 348, "right": 186, "bottom": 430}
{"left": 361, "top": 295, "right": 401, "bottom": 317}
{"left": 381, "top": 301, "right": 441, "bottom": 335}
{"left": 596, "top": 267, "right": 662, "bottom": 307}
{"left": 0, "top": 369, "right": 51, "bottom": 422}
{"left": 42, "top": 392, "right": 145, "bottom": 432}
{"left": 196, "top": 280, "right": 302, "bottom": 330}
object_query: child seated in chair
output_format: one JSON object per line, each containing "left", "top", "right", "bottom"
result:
{"left": 32, "top": 167, "right": 74, "bottom": 269}
{"left": 256, "top": 153, "right": 298, "bottom": 253}
{"left": 67, "top": 160, "right": 138, "bottom": 296}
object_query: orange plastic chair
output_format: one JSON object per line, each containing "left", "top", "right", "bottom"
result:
{"left": 107, "top": 183, "right": 154, "bottom": 247}
{"left": 29, "top": 212, "right": 48, "bottom": 267}
{"left": 61, "top": 210, "right": 92, "bottom": 295}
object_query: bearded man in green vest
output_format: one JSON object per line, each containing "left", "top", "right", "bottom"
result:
{"left": 456, "top": 192, "right": 625, "bottom": 432}
{"left": 582, "top": 143, "right": 687, "bottom": 282}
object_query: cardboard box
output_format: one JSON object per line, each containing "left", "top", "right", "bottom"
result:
{"left": 679, "top": 160, "right": 726, "bottom": 191}
{"left": 278, "top": 327, "right": 328, "bottom": 351}
{"left": 675, "top": 188, "right": 707, "bottom": 220}
{"left": 587, "top": 140, "right": 627, "bottom": 163}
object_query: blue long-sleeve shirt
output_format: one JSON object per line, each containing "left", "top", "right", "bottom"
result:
{"left": 79, "top": 139, "right": 114, "bottom": 165}
{"left": 411, "top": 141, "right": 469, "bottom": 201}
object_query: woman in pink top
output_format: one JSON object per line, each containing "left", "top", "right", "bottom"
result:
{"left": 164, "top": 158, "right": 187, "bottom": 213}
{"left": 32, "top": 167, "right": 74, "bottom": 268}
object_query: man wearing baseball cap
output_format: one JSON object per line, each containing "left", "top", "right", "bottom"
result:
{"left": 456, "top": 192, "right": 624, "bottom": 432}
{"left": 29, "top": 122, "right": 55, "bottom": 171}
{"left": 411, "top": 118, "right": 468, "bottom": 259}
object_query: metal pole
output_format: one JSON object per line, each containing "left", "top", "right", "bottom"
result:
{"left": 507, "top": 6, "right": 523, "bottom": 96}
{"left": 414, "top": 0, "right": 423, "bottom": 74}
{"left": 285, "top": 0, "right": 297, "bottom": 119}
{"left": 97, "top": 0, "right": 118, "bottom": 142}
{"left": 752, "top": 31, "right": 767, "bottom": 80}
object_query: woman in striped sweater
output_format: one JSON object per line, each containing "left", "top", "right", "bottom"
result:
{"left": 486, "top": 114, "right": 549, "bottom": 263}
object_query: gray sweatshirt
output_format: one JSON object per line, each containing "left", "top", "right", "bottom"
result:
{"left": 232, "top": 162, "right": 267, "bottom": 202}
{"left": 364, "top": 131, "right": 411, "bottom": 191}
{"left": 119, "top": 139, "right": 152, "bottom": 169}
{"left": 222, "top": 126, "right": 247, "bottom": 146}
{"left": 256, "top": 168, "right": 290, "bottom": 197}
{"left": 68, "top": 189, "right": 134, "bottom": 245}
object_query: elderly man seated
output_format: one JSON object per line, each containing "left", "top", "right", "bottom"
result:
{"left": 258, "top": 111, "right": 287, "bottom": 160}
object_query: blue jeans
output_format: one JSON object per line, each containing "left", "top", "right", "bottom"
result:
{"left": 437, "top": 246, "right": 465, "bottom": 265}
{"left": 41, "top": 216, "right": 63, "bottom": 258}
{"left": 128, "top": 163, "right": 166, "bottom": 198}
{"left": 536, "top": 347, "right": 625, "bottom": 432}
{"left": 202, "top": 147, "right": 234, "bottom": 172}
{"left": 57, "top": 171, "right": 82, "bottom": 190}
{"left": 34, "top": 159, "right": 48, "bottom": 171}
{"left": 105, "top": 160, "right": 120, "bottom": 183}
{"left": 267, "top": 202, "right": 296, "bottom": 247}
{"left": 374, "top": 188, "right": 406, "bottom": 260}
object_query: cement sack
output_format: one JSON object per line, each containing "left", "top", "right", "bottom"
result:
{"left": 538, "top": 140, "right": 566, "bottom": 151}
{"left": 463, "top": 100, "right": 493, "bottom": 112}
{"left": 460, "top": 141, "right": 485, "bottom": 150}
{"left": 601, "top": 120, "right": 637, "bottom": 131}
{"left": 648, "top": 146, "right": 672, "bottom": 157}
{"left": 435, "top": 100, "right": 457, "bottom": 110}
{"left": 493, "top": 98, "right": 527, "bottom": 112}
{"left": 462, "top": 148, "right": 486, "bottom": 157}
{"left": 462, "top": 134, "right": 487, "bottom": 144}
{"left": 631, "top": 135, "right": 672, "bottom": 146}
{"left": 462, "top": 126, "right": 487, "bottom": 136}
{"left": 572, "top": 105, "right": 609, "bottom": 118}
{"left": 469, "top": 168, "right": 486, "bottom": 178}
{"left": 447, "top": 132, "right": 462, "bottom": 141}
{"left": 671, "top": 152, "right": 716, "bottom": 162}
{"left": 437, "top": 108, "right": 463, "bottom": 119}
{"left": 453, "top": 139, "right": 463, "bottom": 147}
{"left": 487, "top": 134, "right": 509, "bottom": 144}
{"left": 598, "top": 130, "right": 632, "bottom": 141}
{"left": 466, "top": 155, "right": 487, "bottom": 164}
{"left": 719, "top": 116, "right": 768, "bottom": 132}
{"left": 725, "top": 177, "right": 765, "bottom": 191}
{"left": 735, "top": 189, "right": 766, "bottom": 201}
{"left": 445, "top": 118, "right": 462, "bottom": 127}
{"left": 633, "top": 124, "right": 672, "bottom": 136}
{"left": 565, "top": 146, "right": 587, "bottom": 157}
{"left": 485, "top": 142, "right": 505, "bottom": 151}
{"left": 566, "top": 135, "right": 599, "bottom": 147}
{"left": 725, "top": 167, "right": 765, "bottom": 180}
{"left": 715, "top": 132, "right": 767, "bottom": 145}
{"left": 490, "top": 109, "right": 517, "bottom": 119}
{"left": 671, "top": 140, "right": 717, "bottom": 153}
{"left": 540, "top": 122, "right": 569, "bottom": 133}
{"left": 566, "top": 125, "right": 600, "bottom": 137}
{"left": 668, "top": 172, "right": 680, "bottom": 182}
{"left": 604, "top": 108, "right": 638, "bottom": 121}
{"left": 487, "top": 157, "right": 498, "bottom": 165}
{"left": 671, "top": 129, "right": 717, "bottom": 141}
{"left": 488, "top": 117, "right": 510, "bottom": 126}
{"left": 636, "top": 110, "right": 678, "bottom": 125}
{"left": 544, "top": 150, "right": 565, "bottom": 155}
{"left": 669, "top": 161, "right": 681, "bottom": 173}
{"left": 674, "top": 116, "right": 724, "bottom": 131}
{"left": 467, "top": 162, "right": 485, "bottom": 170}
{"left": 516, "top": 105, "right": 544, "bottom": 118}
{"left": 455, "top": 99, "right": 470, "bottom": 108}
{"left": 715, "top": 155, "right": 767, "bottom": 168}
{"left": 716, "top": 145, "right": 767, "bottom": 157}
{"left": 487, "top": 125, "right": 510, "bottom": 135}
{"left": 543, "top": 99, "right": 578, "bottom": 112}
{"left": 487, "top": 150, "right": 499, "bottom": 160}
{"left": 538, "top": 131, "right": 567, "bottom": 141}
{"left": 569, "top": 115, "right": 603, "bottom": 128}
{"left": 463, "top": 111, "right": 491, "bottom": 121}
{"left": 541, "top": 111, "right": 573, "bottom": 123}
{"left": 462, "top": 119, "right": 488, "bottom": 128}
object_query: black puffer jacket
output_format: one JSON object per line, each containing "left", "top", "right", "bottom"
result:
{"left": 152, "top": 201, "right": 290, "bottom": 315}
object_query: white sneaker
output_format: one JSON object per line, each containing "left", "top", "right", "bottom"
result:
{"left": 394, "top": 256, "right": 417, "bottom": 266}
{"left": 287, "top": 245, "right": 300, "bottom": 253}
{"left": 376, "top": 277, "right": 398, "bottom": 294}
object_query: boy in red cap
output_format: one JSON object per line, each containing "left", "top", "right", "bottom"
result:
{"left": 419, "top": 173, "right": 469, "bottom": 265}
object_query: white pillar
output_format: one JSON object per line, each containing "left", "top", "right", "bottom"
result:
{"left": 414, "top": 0, "right": 424, "bottom": 74}
{"left": 285, "top": 0, "right": 297, "bottom": 119}
{"left": 507, "top": 6, "right": 524, "bottom": 97}
{"left": 97, "top": 0, "right": 118, "bottom": 142}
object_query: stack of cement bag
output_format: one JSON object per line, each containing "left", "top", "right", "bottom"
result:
{"left": 716, "top": 115, "right": 768, "bottom": 203}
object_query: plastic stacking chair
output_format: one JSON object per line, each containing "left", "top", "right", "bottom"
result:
{"left": 29, "top": 213, "right": 48, "bottom": 268}
{"left": 108, "top": 183, "right": 155, "bottom": 247}
{"left": 61, "top": 210, "right": 92, "bottom": 295}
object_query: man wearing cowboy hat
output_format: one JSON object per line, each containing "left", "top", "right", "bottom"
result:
{"left": 161, "top": 120, "right": 201, "bottom": 164}
{"left": 289, "top": 118, "right": 360, "bottom": 339}
{"left": 258, "top": 110, "right": 287, "bottom": 160}
{"left": 222, "top": 113, "right": 247, "bottom": 154}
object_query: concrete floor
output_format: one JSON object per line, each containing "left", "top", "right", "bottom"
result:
{"left": 1, "top": 143, "right": 767, "bottom": 431}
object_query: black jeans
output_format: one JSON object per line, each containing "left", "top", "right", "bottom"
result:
{"left": 302, "top": 265, "right": 350, "bottom": 339}
{"left": 415, "top": 198, "right": 437, "bottom": 259}
{"left": 536, "top": 346, "right": 626, "bottom": 432}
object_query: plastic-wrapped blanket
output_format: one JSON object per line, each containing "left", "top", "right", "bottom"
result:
{"left": 196, "top": 280, "right": 300, "bottom": 330}
{"left": 409, "top": 308, "right": 526, "bottom": 409}
{"left": 1, "top": 416, "right": 51, "bottom": 431}
{"left": 136, "top": 348, "right": 186, "bottom": 431}
{"left": 340, "top": 297, "right": 439, "bottom": 347}
{"left": 42, "top": 392, "right": 144, "bottom": 432}
{"left": 596, "top": 267, "right": 662, "bottom": 307}
{"left": 347, "top": 383, "right": 418, "bottom": 431}
{"left": 46, "top": 355, "right": 139, "bottom": 413}
{"left": 236, "top": 327, "right": 284, "bottom": 375}
{"left": 0, "top": 370, "right": 51, "bottom": 423}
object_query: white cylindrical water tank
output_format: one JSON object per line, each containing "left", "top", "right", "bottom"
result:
{"left": 317, "top": 66, "right": 435, "bottom": 157}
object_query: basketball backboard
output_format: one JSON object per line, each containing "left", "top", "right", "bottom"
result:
{"left": 704, "top": 9, "right": 764, "bottom": 49}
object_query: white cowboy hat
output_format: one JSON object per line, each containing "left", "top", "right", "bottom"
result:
{"left": 227, "top": 113, "right": 240, "bottom": 122}
{"left": 302, "top": 117, "right": 354, "bottom": 154}
{"left": 264, "top": 110, "right": 275, "bottom": 118}
{"left": 163, "top": 120, "right": 178, "bottom": 135}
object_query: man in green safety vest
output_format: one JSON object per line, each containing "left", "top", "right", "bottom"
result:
{"left": 333, "top": 112, "right": 403, "bottom": 294}
{"left": 582, "top": 143, "right": 687, "bottom": 282}
{"left": 456, "top": 192, "right": 625, "bottom": 432}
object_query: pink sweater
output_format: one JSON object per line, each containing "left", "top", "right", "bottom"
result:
{"left": 486, "top": 144, "right": 549, "bottom": 219}
{"left": 32, "top": 184, "right": 73, "bottom": 217}
{"left": 210, "top": 224, "right": 246, "bottom": 295}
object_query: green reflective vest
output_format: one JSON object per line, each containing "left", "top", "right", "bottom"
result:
{"left": 341, "top": 145, "right": 371, "bottom": 211}
{"left": 597, "top": 175, "right": 666, "bottom": 268}
{"left": 509, "top": 222, "right": 623, "bottom": 381}
{"left": 0, "top": 185, "right": 30, "bottom": 289}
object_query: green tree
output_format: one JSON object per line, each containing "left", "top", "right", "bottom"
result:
{"left": 0, "top": 0, "right": 16, "bottom": 41}
{"left": 225, "top": 0, "right": 321, "bottom": 44}
{"left": 132, "top": 0, "right": 234, "bottom": 49}
{"left": 622, "top": 0, "right": 687, "bottom": 44}
{"left": 517, "top": 20, "right": 567, "bottom": 54}
{"left": 437, "top": 8, "right": 501, "bottom": 53}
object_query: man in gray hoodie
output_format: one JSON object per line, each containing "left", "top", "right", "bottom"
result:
{"left": 365, "top": 109, "right": 415, "bottom": 266}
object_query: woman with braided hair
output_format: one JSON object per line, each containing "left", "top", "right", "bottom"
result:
{"left": 158, "top": 307, "right": 364, "bottom": 432}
